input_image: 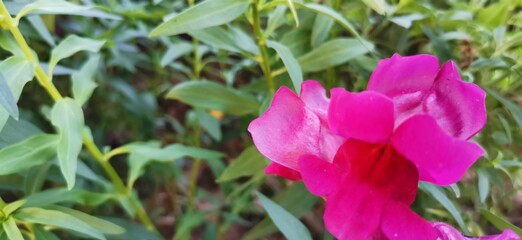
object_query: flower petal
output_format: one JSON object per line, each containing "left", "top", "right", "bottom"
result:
{"left": 248, "top": 86, "right": 321, "bottom": 170}
{"left": 300, "top": 80, "right": 329, "bottom": 117}
{"left": 432, "top": 222, "right": 521, "bottom": 240}
{"left": 367, "top": 54, "right": 440, "bottom": 96}
{"left": 323, "top": 182, "right": 384, "bottom": 240}
{"left": 265, "top": 162, "right": 302, "bottom": 181}
{"left": 426, "top": 61, "right": 487, "bottom": 140}
{"left": 328, "top": 89, "right": 394, "bottom": 143}
{"left": 392, "top": 115, "right": 484, "bottom": 185}
{"left": 316, "top": 140, "right": 420, "bottom": 239}
{"left": 381, "top": 203, "right": 439, "bottom": 240}
{"left": 298, "top": 154, "right": 340, "bottom": 196}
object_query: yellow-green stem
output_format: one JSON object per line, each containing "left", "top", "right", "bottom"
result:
{"left": 252, "top": 1, "right": 275, "bottom": 93}
{"left": 0, "top": 2, "right": 158, "bottom": 234}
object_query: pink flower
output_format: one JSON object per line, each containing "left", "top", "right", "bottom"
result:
{"left": 248, "top": 54, "right": 500, "bottom": 239}
{"left": 432, "top": 222, "right": 520, "bottom": 240}
{"left": 248, "top": 80, "right": 344, "bottom": 180}
{"left": 328, "top": 54, "right": 486, "bottom": 186}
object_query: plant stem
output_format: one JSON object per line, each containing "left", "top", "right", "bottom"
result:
{"left": 187, "top": 125, "right": 201, "bottom": 211}
{"left": 0, "top": 2, "right": 159, "bottom": 234}
{"left": 252, "top": 1, "right": 275, "bottom": 93}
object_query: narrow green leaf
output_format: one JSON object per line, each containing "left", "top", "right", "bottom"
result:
{"left": 295, "top": 3, "right": 363, "bottom": 42}
{"left": 2, "top": 217, "right": 23, "bottom": 240}
{"left": 24, "top": 162, "right": 53, "bottom": 195}
{"left": 161, "top": 41, "right": 193, "bottom": 67}
{"left": 0, "top": 74, "right": 19, "bottom": 119}
{"left": 51, "top": 98, "right": 85, "bottom": 189}
{"left": 419, "top": 183, "right": 468, "bottom": 233}
{"left": 487, "top": 89, "right": 522, "bottom": 129}
{"left": 286, "top": 0, "right": 299, "bottom": 27}
{"left": 14, "top": 207, "right": 105, "bottom": 240}
{"left": 477, "top": 169, "right": 490, "bottom": 203}
{"left": 311, "top": 14, "right": 334, "bottom": 47}
{"left": 0, "top": 57, "right": 35, "bottom": 131}
{"left": 257, "top": 192, "right": 313, "bottom": 240}
{"left": 24, "top": 188, "right": 113, "bottom": 208}
{"left": 14, "top": 0, "right": 121, "bottom": 22}
{"left": 27, "top": 15, "right": 55, "bottom": 46}
{"left": 190, "top": 26, "right": 258, "bottom": 54}
{"left": 390, "top": 13, "right": 425, "bottom": 29}
{"left": 195, "top": 109, "right": 222, "bottom": 141}
{"left": 480, "top": 209, "right": 522, "bottom": 236}
{"left": 33, "top": 225, "right": 60, "bottom": 240}
{"left": 217, "top": 146, "right": 267, "bottom": 182}
{"left": 149, "top": 0, "right": 249, "bottom": 37}
{"left": 267, "top": 40, "right": 303, "bottom": 93}
{"left": 46, "top": 205, "right": 125, "bottom": 235}
{"left": 298, "top": 38, "right": 374, "bottom": 72}
{"left": 72, "top": 54, "right": 100, "bottom": 105}
{"left": 166, "top": 81, "right": 260, "bottom": 115}
{"left": 48, "top": 35, "right": 105, "bottom": 77}
{"left": 0, "top": 134, "right": 58, "bottom": 175}
{"left": 362, "top": 0, "right": 386, "bottom": 15}
{"left": 3, "top": 200, "right": 26, "bottom": 216}
{"left": 126, "top": 141, "right": 223, "bottom": 187}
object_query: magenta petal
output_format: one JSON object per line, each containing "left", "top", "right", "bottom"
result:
{"left": 392, "top": 115, "right": 484, "bottom": 185}
{"left": 298, "top": 154, "right": 340, "bottom": 196}
{"left": 428, "top": 61, "right": 487, "bottom": 139}
{"left": 300, "top": 80, "right": 329, "bottom": 116}
{"left": 324, "top": 183, "right": 383, "bottom": 240}
{"left": 367, "top": 54, "right": 440, "bottom": 95}
{"left": 248, "top": 86, "right": 321, "bottom": 170}
{"left": 328, "top": 89, "right": 394, "bottom": 143}
{"left": 381, "top": 203, "right": 439, "bottom": 240}
{"left": 265, "top": 162, "right": 302, "bottom": 181}
{"left": 432, "top": 222, "right": 521, "bottom": 240}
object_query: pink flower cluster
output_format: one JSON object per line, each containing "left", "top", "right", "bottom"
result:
{"left": 249, "top": 54, "right": 519, "bottom": 240}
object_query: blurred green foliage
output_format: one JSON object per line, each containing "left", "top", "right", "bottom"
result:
{"left": 0, "top": 0, "right": 519, "bottom": 239}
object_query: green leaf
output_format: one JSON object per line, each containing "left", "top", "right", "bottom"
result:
{"left": 190, "top": 26, "right": 258, "bottom": 54}
{"left": 0, "top": 134, "right": 58, "bottom": 175}
{"left": 23, "top": 188, "right": 113, "bottom": 208}
{"left": 487, "top": 88, "right": 522, "bottom": 129}
{"left": 217, "top": 146, "right": 267, "bottom": 182}
{"left": 33, "top": 225, "right": 60, "bottom": 240}
{"left": 295, "top": 3, "right": 363, "bottom": 42}
{"left": 257, "top": 192, "right": 313, "bottom": 240}
{"left": 3, "top": 200, "right": 26, "bottom": 216}
{"left": 311, "top": 14, "right": 334, "bottom": 48}
{"left": 14, "top": 207, "right": 105, "bottom": 240}
{"left": 2, "top": 217, "right": 23, "bottom": 240}
{"left": 286, "top": 0, "right": 299, "bottom": 27}
{"left": 72, "top": 54, "right": 100, "bottom": 105}
{"left": 125, "top": 141, "right": 223, "bottom": 187}
{"left": 390, "top": 13, "right": 425, "bottom": 29}
{"left": 480, "top": 209, "right": 522, "bottom": 236}
{"left": 0, "top": 57, "right": 35, "bottom": 131}
{"left": 48, "top": 35, "right": 105, "bottom": 77}
{"left": 161, "top": 41, "right": 193, "bottom": 67}
{"left": 166, "top": 81, "right": 260, "bottom": 115}
{"left": 0, "top": 74, "right": 18, "bottom": 119}
{"left": 149, "top": 0, "right": 249, "bottom": 37}
{"left": 362, "top": 0, "right": 386, "bottom": 15}
{"left": 51, "top": 98, "right": 85, "bottom": 189}
{"left": 195, "top": 109, "right": 222, "bottom": 141}
{"left": 46, "top": 205, "right": 125, "bottom": 235}
{"left": 24, "top": 162, "right": 53, "bottom": 195}
{"left": 267, "top": 40, "right": 303, "bottom": 93}
{"left": 298, "top": 38, "right": 374, "bottom": 72}
{"left": 477, "top": 169, "right": 490, "bottom": 204}
{"left": 27, "top": 15, "right": 55, "bottom": 46}
{"left": 14, "top": 0, "right": 121, "bottom": 22}
{"left": 419, "top": 183, "right": 468, "bottom": 233}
